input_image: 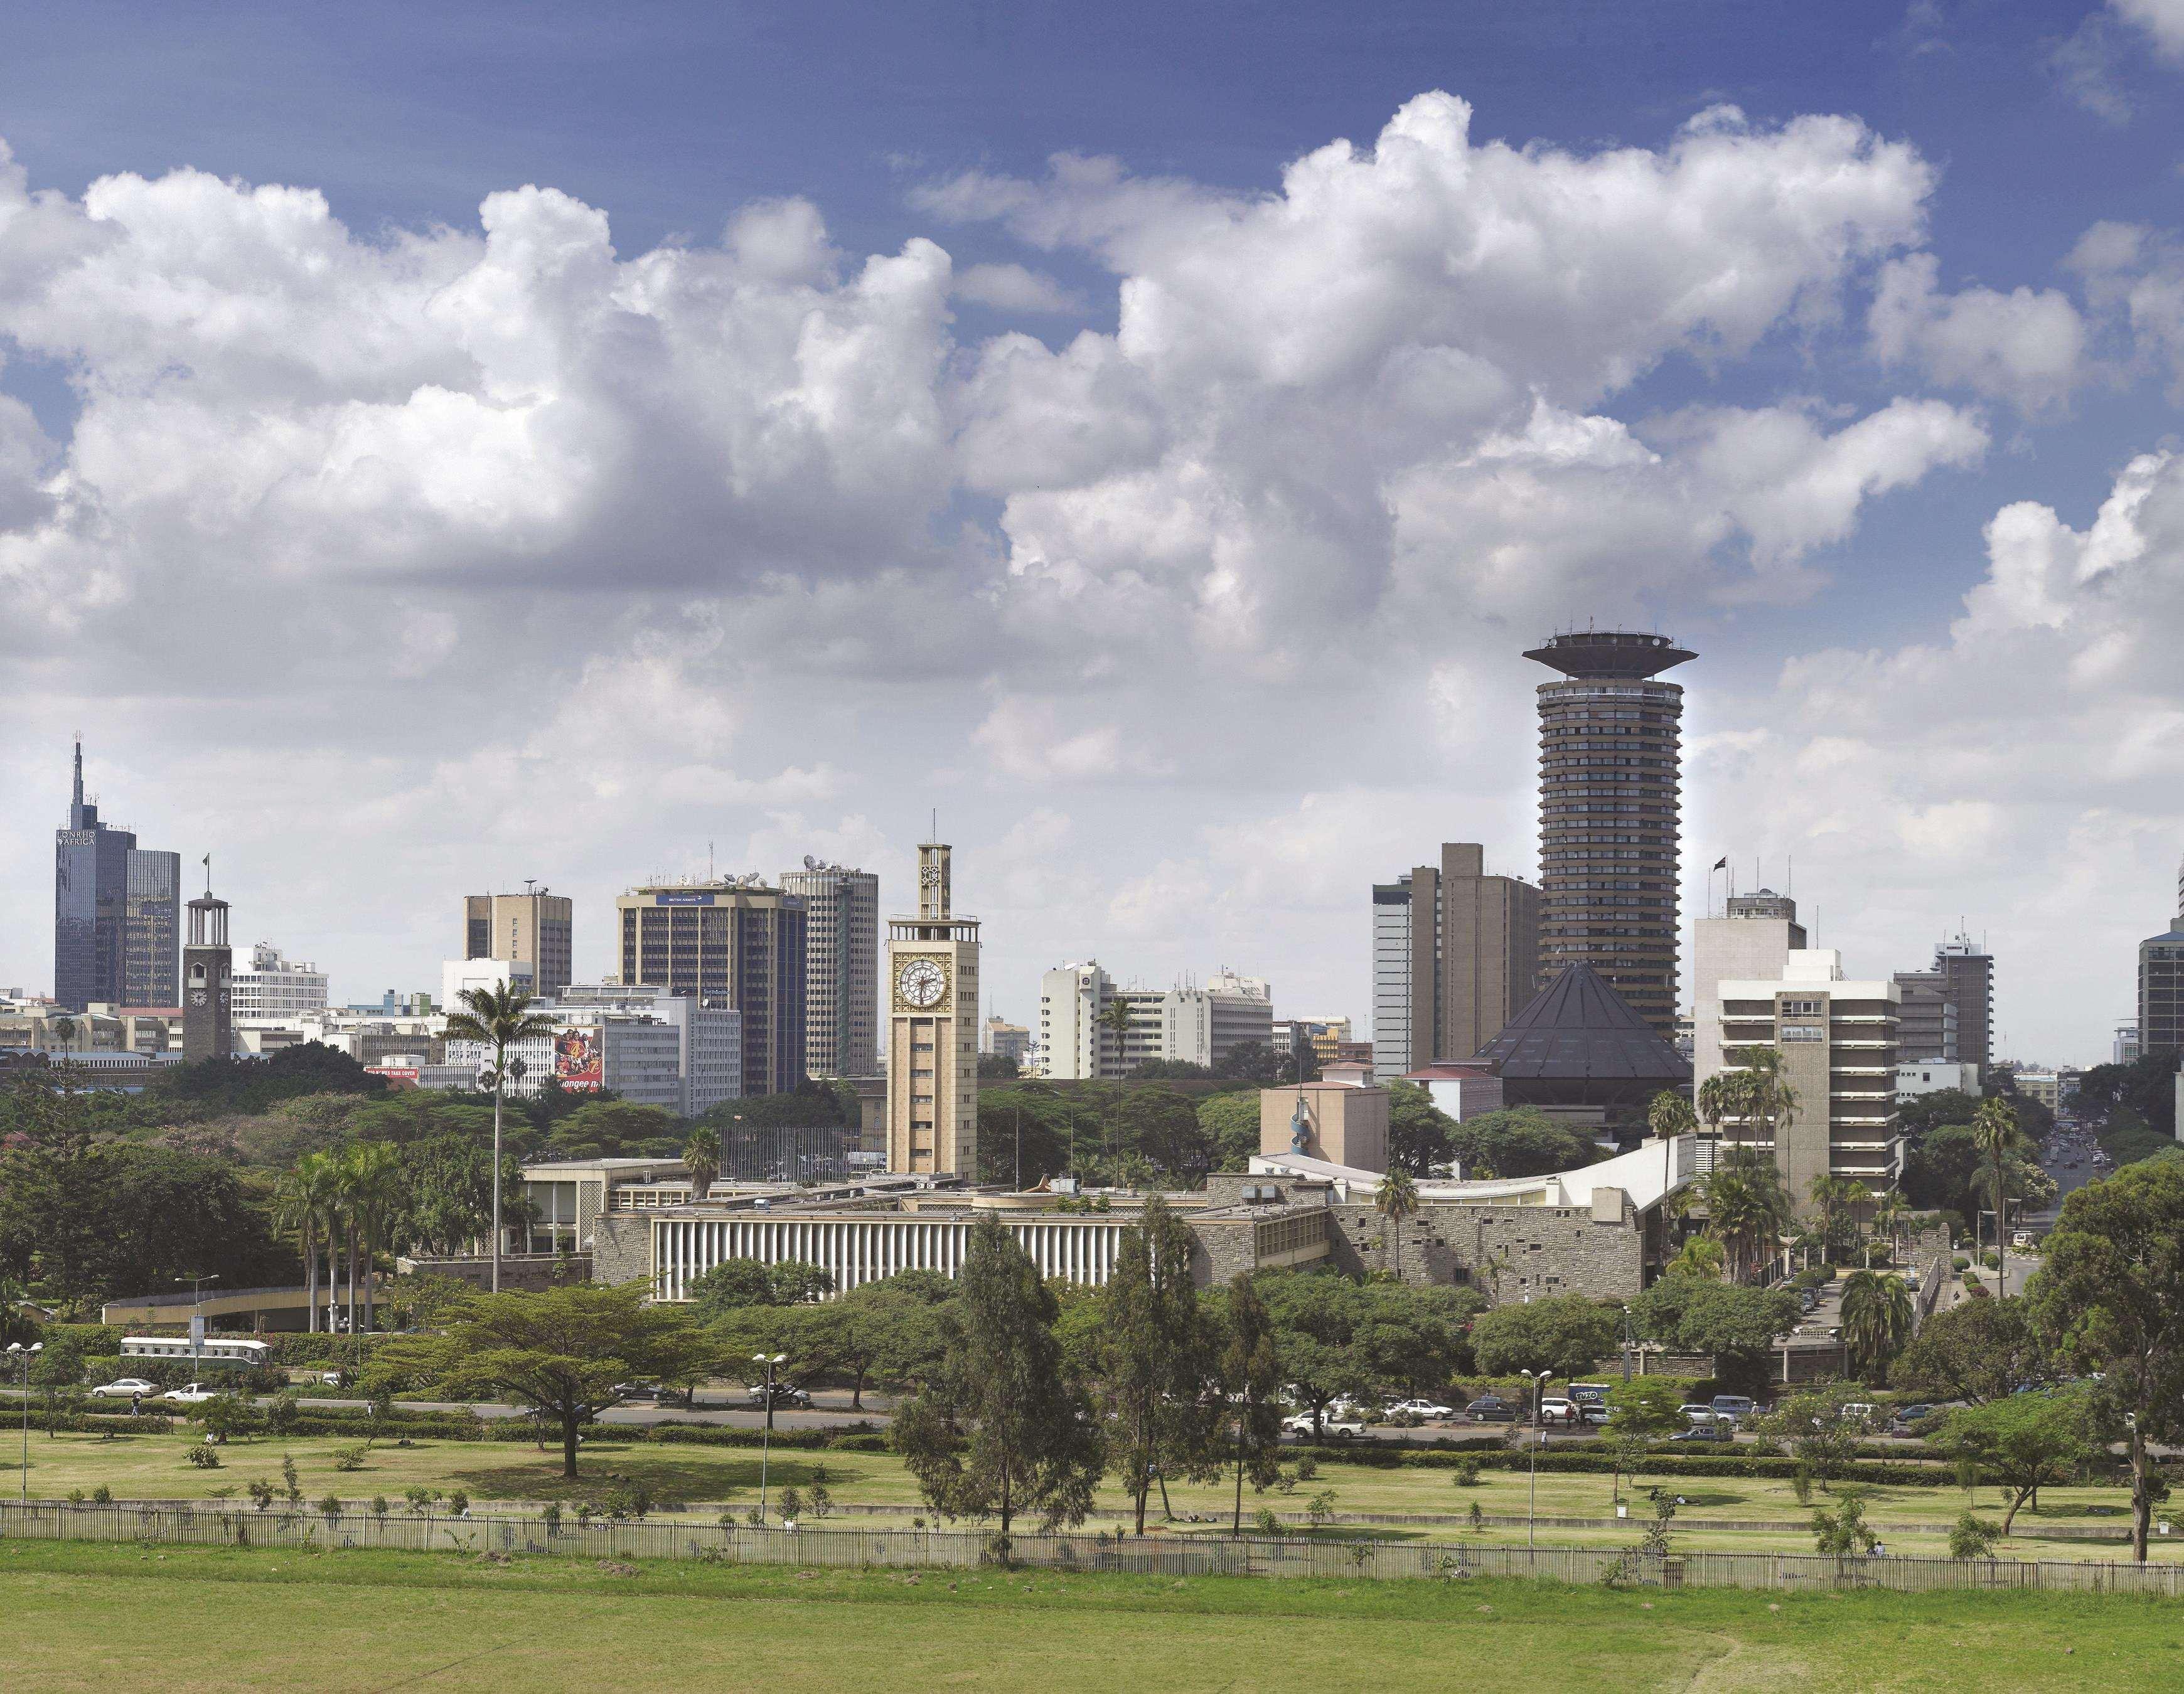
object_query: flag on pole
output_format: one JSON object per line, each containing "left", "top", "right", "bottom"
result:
{"left": 1711, "top": 856, "right": 1727, "bottom": 871}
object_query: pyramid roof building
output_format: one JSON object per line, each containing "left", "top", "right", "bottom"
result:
{"left": 1473, "top": 962, "right": 1691, "bottom": 1091}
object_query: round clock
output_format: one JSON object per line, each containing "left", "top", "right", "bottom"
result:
{"left": 897, "top": 957, "right": 948, "bottom": 1009}
{"left": 189, "top": 990, "right": 207, "bottom": 1007}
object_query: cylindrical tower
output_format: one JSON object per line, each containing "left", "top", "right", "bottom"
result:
{"left": 1524, "top": 631, "right": 1694, "bottom": 1037}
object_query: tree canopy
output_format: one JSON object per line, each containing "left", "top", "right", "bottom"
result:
{"left": 1469, "top": 1293, "right": 1615, "bottom": 1378}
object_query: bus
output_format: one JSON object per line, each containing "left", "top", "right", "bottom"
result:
{"left": 120, "top": 1336, "right": 270, "bottom": 1372}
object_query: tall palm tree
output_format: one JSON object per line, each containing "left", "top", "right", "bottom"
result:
{"left": 1667, "top": 1232, "right": 1726, "bottom": 1280}
{"left": 443, "top": 983, "right": 556, "bottom": 1292}
{"left": 1971, "top": 1097, "right": 2023, "bottom": 1286}
{"left": 1870, "top": 1188, "right": 1907, "bottom": 1267}
{"left": 346, "top": 1142, "right": 404, "bottom": 1336}
{"left": 1839, "top": 1269, "right": 1915, "bottom": 1384}
{"left": 683, "top": 1127, "right": 720, "bottom": 1203}
{"left": 50, "top": 1015, "right": 77, "bottom": 1054}
{"left": 1705, "top": 1147, "right": 1792, "bottom": 1283}
{"left": 1374, "top": 1167, "right": 1420, "bottom": 1282}
{"left": 275, "top": 1153, "right": 339, "bottom": 1334}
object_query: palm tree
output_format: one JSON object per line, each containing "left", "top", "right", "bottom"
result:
{"left": 1704, "top": 1148, "right": 1793, "bottom": 1283}
{"left": 1809, "top": 1174, "right": 1860, "bottom": 1265}
{"left": 1971, "top": 1097, "right": 2023, "bottom": 1286}
{"left": 443, "top": 983, "right": 556, "bottom": 1292}
{"left": 1667, "top": 1232, "right": 1726, "bottom": 1280}
{"left": 275, "top": 1153, "right": 340, "bottom": 1333}
{"left": 1695, "top": 1070, "right": 1743, "bottom": 1146}
{"left": 1839, "top": 1269, "right": 1915, "bottom": 1384}
{"left": 1647, "top": 1090, "right": 1697, "bottom": 1142}
{"left": 49, "top": 1015, "right": 77, "bottom": 1054}
{"left": 346, "top": 1142, "right": 403, "bottom": 1336}
{"left": 1375, "top": 1167, "right": 1420, "bottom": 1281}
{"left": 683, "top": 1127, "right": 720, "bottom": 1203}
{"left": 1871, "top": 1188, "right": 1908, "bottom": 1267}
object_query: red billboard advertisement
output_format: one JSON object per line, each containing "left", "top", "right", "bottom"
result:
{"left": 554, "top": 1026, "right": 602, "bottom": 1092}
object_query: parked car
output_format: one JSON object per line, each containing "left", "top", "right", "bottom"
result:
{"left": 1678, "top": 1404, "right": 1717, "bottom": 1426}
{"left": 613, "top": 1380, "right": 669, "bottom": 1403}
{"left": 1671, "top": 1422, "right": 1732, "bottom": 1442}
{"left": 162, "top": 1383, "right": 218, "bottom": 1405}
{"left": 1283, "top": 1412, "right": 1364, "bottom": 1438}
{"left": 1465, "top": 1395, "right": 1517, "bottom": 1424}
{"left": 316, "top": 1369, "right": 349, "bottom": 1388}
{"left": 746, "top": 1383, "right": 812, "bottom": 1410}
{"left": 1839, "top": 1402, "right": 1879, "bottom": 1428}
{"left": 1711, "top": 1395, "right": 1757, "bottom": 1422}
{"left": 90, "top": 1378, "right": 160, "bottom": 1400}
{"left": 1384, "top": 1398, "right": 1455, "bottom": 1420}
{"left": 1537, "top": 1397, "right": 1583, "bottom": 1427}
{"left": 1890, "top": 1402, "right": 1947, "bottom": 1435}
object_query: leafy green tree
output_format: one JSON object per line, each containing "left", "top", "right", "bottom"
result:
{"left": 371, "top": 1284, "right": 706, "bottom": 1476}
{"left": 1215, "top": 1274, "right": 1285, "bottom": 1535}
{"left": 1949, "top": 1513, "right": 2003, "bottom": 1559}
{"left": 1631, "top": 1276, "right": 1799, "bottom": 1392}
{"left": 685, "top": 1258, "right": 776, "bottom": 1317}
{"left": 1447, "top": 1107, "right": 1594, "bottom": 1178}
{"left": 1117, "top": 1088, "right": 1213, "bottom": 1181}
{"left": 1469, "top": 1294, "right": 1614, "bottom": 1378}
{"left": 1892, "top": 1297, "right": 2047, "bottom": 1406}
{"left": 440, "top": 983, "right": 555, "bottom": 1293}
{"left": 2074, "top": 1048, "right": 2181, "bottom": 1139}
{"left": 1931, "top": 1390, "right": 2099, "bottom": 1535}
{"left": 1386, "top": 1082, "right": 1455, "bottom": 1175}
{"left": 1253, "top": 1272, "right": 1369, "bottom": 1434}
{"left": 892, "top": 1217, "right": 1103, "bottom": 1540}
{"left": 1811, "top": 1490, "right": 1878, "bottom": 1567}
{"left": 388, "top": 1132, "right": 520, "bottom": 1259}
{"left": 1196, "top": 1090, "right": 1266, "bottom": 1174}
{"left": 1892, "top": 1088, "right": 1982, "bottom": 1142}
{"left": 1215, "top": 1040, "right": 1312, "bottom": 1087}
{"left": 1604, "top": 1377, "right": 1684, "bottom": 1499}
{"left": 2027, "top": 1159, "right": 2184, "bottom": 1560}
{"left": 1838, "top": 1269, "right": 1914, "bottom": 1385}
{"left": 826, "top": 1270, "right": 956, "bottom": 1405}
{"left": 26, "top": 1331, "right": 87, "bottom": 1435}
{"left": 1666, "top": 1233, "right": 1725, "bottom": 1280}
{"left": 1756, "top": 1387, "right": 1873, "bottom": 1486}
{"left": 1096, "top": 1195, "right": 1221, "bottom": 1533}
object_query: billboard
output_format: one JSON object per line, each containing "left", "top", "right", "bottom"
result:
{"left": 654, "top": 891, "right": 716, "bottom": 907}
{"left": 554, "top": 1026, "right": 603, "bottom": 1092}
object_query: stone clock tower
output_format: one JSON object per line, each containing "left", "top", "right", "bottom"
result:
{"left": 182, "top": 868, "right": 233, "bottom": 1063}
{"left": 884, "top": 837, "right": 979, "bottom": 1175}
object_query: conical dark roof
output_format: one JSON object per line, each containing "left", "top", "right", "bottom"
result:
{"left": 1472, "top": 962, "right": 1691, "bottom": 1081}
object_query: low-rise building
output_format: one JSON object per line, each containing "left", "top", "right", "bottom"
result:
{"left": 1895, "top": 1060, "right": 1981, "bottom": 1102}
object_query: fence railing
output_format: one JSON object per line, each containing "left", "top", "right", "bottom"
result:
{"left": 5, "top": 1500, "right": 2184, "bottom": 1595}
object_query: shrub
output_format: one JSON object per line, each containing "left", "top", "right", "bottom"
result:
{"left": 1305, "top": 1489, "right": 1337, "bottom": 1528}
{"left": 542, "top": 1501, "right": 562, "bottom": 1535}
{"left": 370, "top": 1496, "right": 389, "bottom": 1519}
{"left": 777, "top": 1486, "right": 804, "bottom": 1520}
{"left": 447, "top": 1489, "right": 469, "bottom": 1516}
{"left": 280, "top": 1454, "right": 302, "bottom": 1505}
{"left": 90, "top": 1484, "right": 112, "bottom": 1505}
{"left": 404, "top": 1487, "right": 438, "bottom": 1515}
{"left": 264, "top": 1393, "right": 301, "bottom": 1437}
{"left": 600, "top": 1476, "right": 653, "bottom": 1520}
{"left": 186, "top": 1445, "right": 221, "bottom": 1469}
{"left": 316, "top": 1494, "right": 343, "bottom": 1518}
{"left": 332, "top": 1444, "right": 369, "bottom": 1473}
{"left": 1253, "top": 1505, "right": 1280, "bottom": 1535}
{"left": 1981, "top": 1250, "right": 2000, "bottom": 1270}
{"left": 1952, "top": 1255, "right": 1971, "bottom": 1273}
{"left": 246, "top": 1479, "right": 276, "bottom": 1513}
{"left": 66, "top": 1489, "right": 86, "bottom": 1505}
{"left": 1949, "top": 1513, "right": 2003, "bottom": 1559}
{"left": 806, "top": 1483, "right": 833, "bottom": 1519}
{"left": 1293, "top": 1455, "right": 1319, "bottom": 1482}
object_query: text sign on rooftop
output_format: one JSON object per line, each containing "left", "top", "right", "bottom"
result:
{"left": 654, "top": 892, "right": 716, "bottom": 907}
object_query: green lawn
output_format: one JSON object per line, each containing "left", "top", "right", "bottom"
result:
{"left": 2, "top": 1539, "right": 2179, "bottom": 1691}
{"left": 4, "top": 1427, "right": 2176, "bottom": 1562}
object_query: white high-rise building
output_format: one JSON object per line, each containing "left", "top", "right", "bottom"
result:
{"left": 1037, "top": 962, "right": 1271, "bottom": 1077}
{"left": 1038, "top": 961, "right": 1115, "bottom": 1079}
{"left": 1692, "top": 890, "right": 1807, "bottom": 1083}
{"left": 228, "top": 942, "right": 329, "bottom": 1029}
{"left": 779, "top": 860, "right": 879, "bottom": 1079}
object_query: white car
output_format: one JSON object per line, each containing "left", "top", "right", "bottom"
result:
{"left": 1283, "top": 1412, "right": 1365, "bottom": 1439}
{"left": 1384, "top": 1398, "right": 1456, "bottom": 1420}
{"left": 90, "top": 1378, "right": 161, "bottom": 1400}
{"left": 162, "top": 1382, "right": 220, "bottom": 1405}
{"left": 1538, "top": 1397, "right": 1583, "bottom": 1427}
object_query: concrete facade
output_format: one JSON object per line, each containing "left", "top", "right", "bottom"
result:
{"left": 1693, "top": 895, "right": 1806, "bottom": 1082}
{"left": 1260, "top": 1084, "right": 1389, "bottom": 1172}
{"left": 463, "top": 889, "right": 574, "bottom": 998}
{"left": 1371, "top": 844, "right": 1538, "bottom": 1080}
{"left": 779, "top": 861, "right": 879, "bottom": 1080}
{"left": 884, "top": 841, "right": 979, "bottom": 1176}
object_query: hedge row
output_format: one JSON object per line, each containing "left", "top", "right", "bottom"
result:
{"left": 1283, "top": 1442, "right": 1964, "bottom": 1486}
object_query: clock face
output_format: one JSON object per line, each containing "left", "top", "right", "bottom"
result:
{"left": 189, "top": 990, "right": 207, "bottom": 1007}
{"left": 897, "top": 957, "right": 948, "bottom": 1009}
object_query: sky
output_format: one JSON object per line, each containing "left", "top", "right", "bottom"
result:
{"left": 4, "top": 0, "right": 2184, "bottom": 1065}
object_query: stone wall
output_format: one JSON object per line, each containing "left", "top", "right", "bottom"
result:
{"left": 591, "top": 1213, "right": 653, "bottom": 1290}
{"left": 1324, "top": 1196, "right": 1650, "bottom": 1306}
{"left": 395, "top": 1252, "right": 591, "bottom": 1293}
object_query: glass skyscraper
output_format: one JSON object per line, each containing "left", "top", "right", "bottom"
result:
{"left": 53, "top": 741, "right": 179, "bottom": 1011}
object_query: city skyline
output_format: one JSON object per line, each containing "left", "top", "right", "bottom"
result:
{"left": 6, "top": 6, "right": 2184, "bottom": 1063}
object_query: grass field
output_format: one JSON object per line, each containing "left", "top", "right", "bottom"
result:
{"left": 4, "top": 1426, "right": 2175, "bottom": 1561}
{"left": 3, "top": 1538, "right": 2180, "bottom": 1691}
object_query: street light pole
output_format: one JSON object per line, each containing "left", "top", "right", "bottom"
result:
{"left": 753, "top": 1351, "right": 788, "bottom": 1520}
{"left": 7, "top": 1342, "right": 40, "bottom": 1503}
{"left": 1521, "top": 1368, "right": 1542, "bottom": 1552}
{"left": 178, "top": 1273, "right": 219, "bottom": 1388}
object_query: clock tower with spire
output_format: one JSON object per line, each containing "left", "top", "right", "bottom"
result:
{"left": 884, "top": 835, "right": 980, "bottom": 1175}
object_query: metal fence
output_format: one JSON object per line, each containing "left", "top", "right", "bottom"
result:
{"left": 6, "top": 1500, "right": 2184, "bottom": 1595}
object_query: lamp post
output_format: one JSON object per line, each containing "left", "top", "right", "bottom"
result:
{"left": 178, "top": 1273, "right": 219, "bottom": 1389}
{"left": 1520, "top": 1368, "right": 1544, "bottom": 1552}
{"left": 753, "top": 1351, "right": 788, "bottom": 1520}
{"left": 7, "top": 1342, "right": 40, "bottom": 1503}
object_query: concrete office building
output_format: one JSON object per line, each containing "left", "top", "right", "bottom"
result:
{"left": 1934, "top": 935, "right": 1994, "bottom": 1075}
{"left": 55, "top": 741, "right": 180, "bottom": 1013}
{"left": 2116, "top": 1022, "right": 2142, "bottom": 1065}
{"left": 463, "top": 888, "right": 573, "bottom": 998}
{"left": 1526, "top": 632, "right": 1693, "bottom": 1037}
{"left": 616, "top": 878, "right": 806, "bottom": 1097}
{"left": 1710, "top": 949, "right": 1901, "bottom": 1200}
{"left": 1037, "top": 964, "right": 1270, "bottom": 1077}
{"left": 442, "top": 985, "right": 732, "bottom": 1115}
{"left": 1896, "top": 1060, "right": 1981, "bottom": 1102}
{"left": 1037, "top": 961, "right": 1114, "bottom": 1079}
{"left": 1892, "top": 968, "right": 1960, "bottom": 1064}
{"left": 779, "top": 860, "right": 879, "bottom": 1080}
{"left": 2143, "top": 924, "right": 2184, "bottom": 1057}
{"left": 227, "top": 942, "right": 329, "bottom": 1029}
{"left": 1371, "top": 843, "right": 1539, "bottom": 1080}
{"left": 554, "top": 981, "right": 742, "bottom": 1117}
{"left": 1693, "top": 889, "right": 1808, "bottom": 1083}
{"left": 982, "top": 1015, "right": 1030, "bottom": 1067}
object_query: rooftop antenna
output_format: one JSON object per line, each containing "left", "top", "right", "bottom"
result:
{"left": 709, "top": 841, "right": 715, "bottom": 880}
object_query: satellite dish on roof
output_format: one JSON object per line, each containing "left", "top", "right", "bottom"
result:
{"left": 803, "top": 855, "right": 816, "bottom": 870}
